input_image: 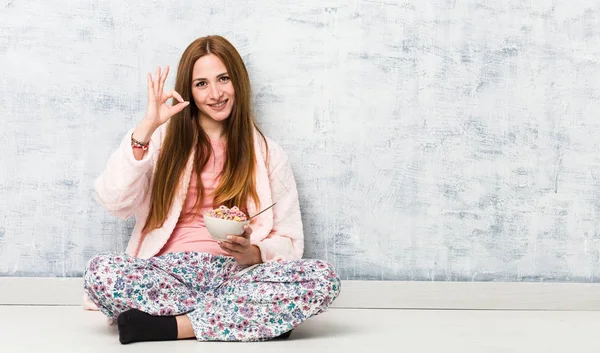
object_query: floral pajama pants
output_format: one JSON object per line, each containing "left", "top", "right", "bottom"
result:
{"left": 83, "top": 251, "right": 341, "bottom": 341}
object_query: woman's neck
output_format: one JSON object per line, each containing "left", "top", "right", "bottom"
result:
{"left": 198, "top": 115, "right": 225, "bottom": 142}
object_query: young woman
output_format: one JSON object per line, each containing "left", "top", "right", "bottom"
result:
{"left": 83, "top": 35, "right": 341, "bottom": 344}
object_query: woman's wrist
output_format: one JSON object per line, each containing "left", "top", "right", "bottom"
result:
{"left": 252, "top": 245, "right": 263, "bottom": 265}
{"left": 133, "top": 119, "right": 159, "bottom": 144}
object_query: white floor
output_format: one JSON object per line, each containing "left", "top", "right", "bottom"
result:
{"left": 1, "top": 306, "right": 599, "bottom": 353}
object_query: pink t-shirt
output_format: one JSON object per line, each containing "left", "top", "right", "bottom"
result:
{"left": 156, "top": 140, "right": 230, "bottom": 256}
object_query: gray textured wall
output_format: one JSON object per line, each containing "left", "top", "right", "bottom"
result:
{"left": 2, "top": 0, "right": 600, "bottom": 281}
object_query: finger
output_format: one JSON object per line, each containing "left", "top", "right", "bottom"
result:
{"left": 154, "top": 66, "right": 161, "bottom": 99}
{"left": 169, "top": 101, "right": 190, "bottom": 116}
{"left": 162, "top": 90, "right": 179, "bottom": 104}
{"left": 243, "top": 225, "right": 253, "bottom": 237}
{"left": 219, "top": 241, "right": 242, "bottom": 254}
{"left": 227, "top": 243, "right": 248, "bottom": 253}
{"left": 224, "top": 237, "right": 250, "bottom": 250}
{"left": 172, "top": 90, "right": 185, "bottom": 104}
{"left": 227, "top": 235, "right": 249, "bottom": 246}
{"left": 217, "top": 240, "right": 231, "bottom": 251}
{"left": 162, "top": 89, "right": 173, "bottom": 103}
{"left": 218, "top": 244, "right": 233, "bottom": 254}
{"left": 163, "top": 89, "right": 190, "bottom": 113}
{"left": 238, "top": 228, "right": 252, "bottom": 240}
{"left": 159, "top": 66, "right": 169, "bottom": 100}
{"left": 147, "top": 73, "right": 154, "bottom": 101}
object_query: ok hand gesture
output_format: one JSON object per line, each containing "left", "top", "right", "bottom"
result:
{"left": 143, "top": 66, "right": 189, "bottom": 128}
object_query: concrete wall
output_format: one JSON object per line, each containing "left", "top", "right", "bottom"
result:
{"left": 2, "top": 0, "right": 600, "bottom": 281}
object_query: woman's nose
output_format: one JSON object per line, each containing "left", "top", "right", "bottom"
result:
{"left": 209, "top": 84, "right": 222, "bottom": 100}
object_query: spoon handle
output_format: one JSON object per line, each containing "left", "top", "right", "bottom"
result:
{"left": 249, "top": 202, "right": 277, "bottom": 220}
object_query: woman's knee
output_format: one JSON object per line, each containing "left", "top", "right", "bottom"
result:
{"left": 83, "top": 252, "right": 119, "bottom": 287}
{"left": 310, "top": 260, "right": 342, "bottom": 299}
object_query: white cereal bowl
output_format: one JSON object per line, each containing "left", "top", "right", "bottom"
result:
{"left": 204, "top": 215, "right": 250, "bottom": 241}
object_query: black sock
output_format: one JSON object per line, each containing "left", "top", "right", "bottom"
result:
{"left": 272, "top": 329, "right": 293, "bottom": 340}
{"left": 117, "top": 309, "right": 178, "bottom": 344}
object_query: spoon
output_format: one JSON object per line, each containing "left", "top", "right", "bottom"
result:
{"left": 248, "top": 202, "right": 277, "bottom": 220}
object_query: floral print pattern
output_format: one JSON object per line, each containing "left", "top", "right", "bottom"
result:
{"left": 84, "top": 251, "right": 341, "bottom": 341}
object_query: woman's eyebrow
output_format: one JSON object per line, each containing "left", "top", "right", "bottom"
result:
{"left": 192, "top": 72, "right": 229, "bottom": 82}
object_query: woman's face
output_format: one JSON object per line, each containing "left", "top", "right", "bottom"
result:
{"left": 191, "top": 54, "right": 235, "bottom": 123}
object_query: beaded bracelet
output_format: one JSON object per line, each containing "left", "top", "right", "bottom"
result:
{"left": 131, "top": 134, "right": 149, "bottom": 151}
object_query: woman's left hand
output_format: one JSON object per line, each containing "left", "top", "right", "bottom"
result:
{"left": 218, "top": 225, "right": 263, "bottom": 266}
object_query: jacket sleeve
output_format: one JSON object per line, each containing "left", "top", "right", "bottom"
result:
{"left": 255, "top": 146, "right": 305, "bottom": 262}
{"left": 93, "top": 127, "right": 159, "bottom": 220}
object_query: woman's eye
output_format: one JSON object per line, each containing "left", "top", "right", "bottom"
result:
{"left": 220, "top": 76, "right": 230, "bottom": 82}
{"left": 196, "top": 81, "right": 206, "bottom": 87}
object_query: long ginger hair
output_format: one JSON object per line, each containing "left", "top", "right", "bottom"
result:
{"left": 141, "top": 35, "right": 267, "bottom": 235}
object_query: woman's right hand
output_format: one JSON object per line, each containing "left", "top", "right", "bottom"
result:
{"left": 143, "top": 65, "right": 189, "bottom": 129}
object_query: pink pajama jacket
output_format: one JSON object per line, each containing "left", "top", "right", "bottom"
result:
{"left": 84, "top": 122, "right": 304, "bottom": 309}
